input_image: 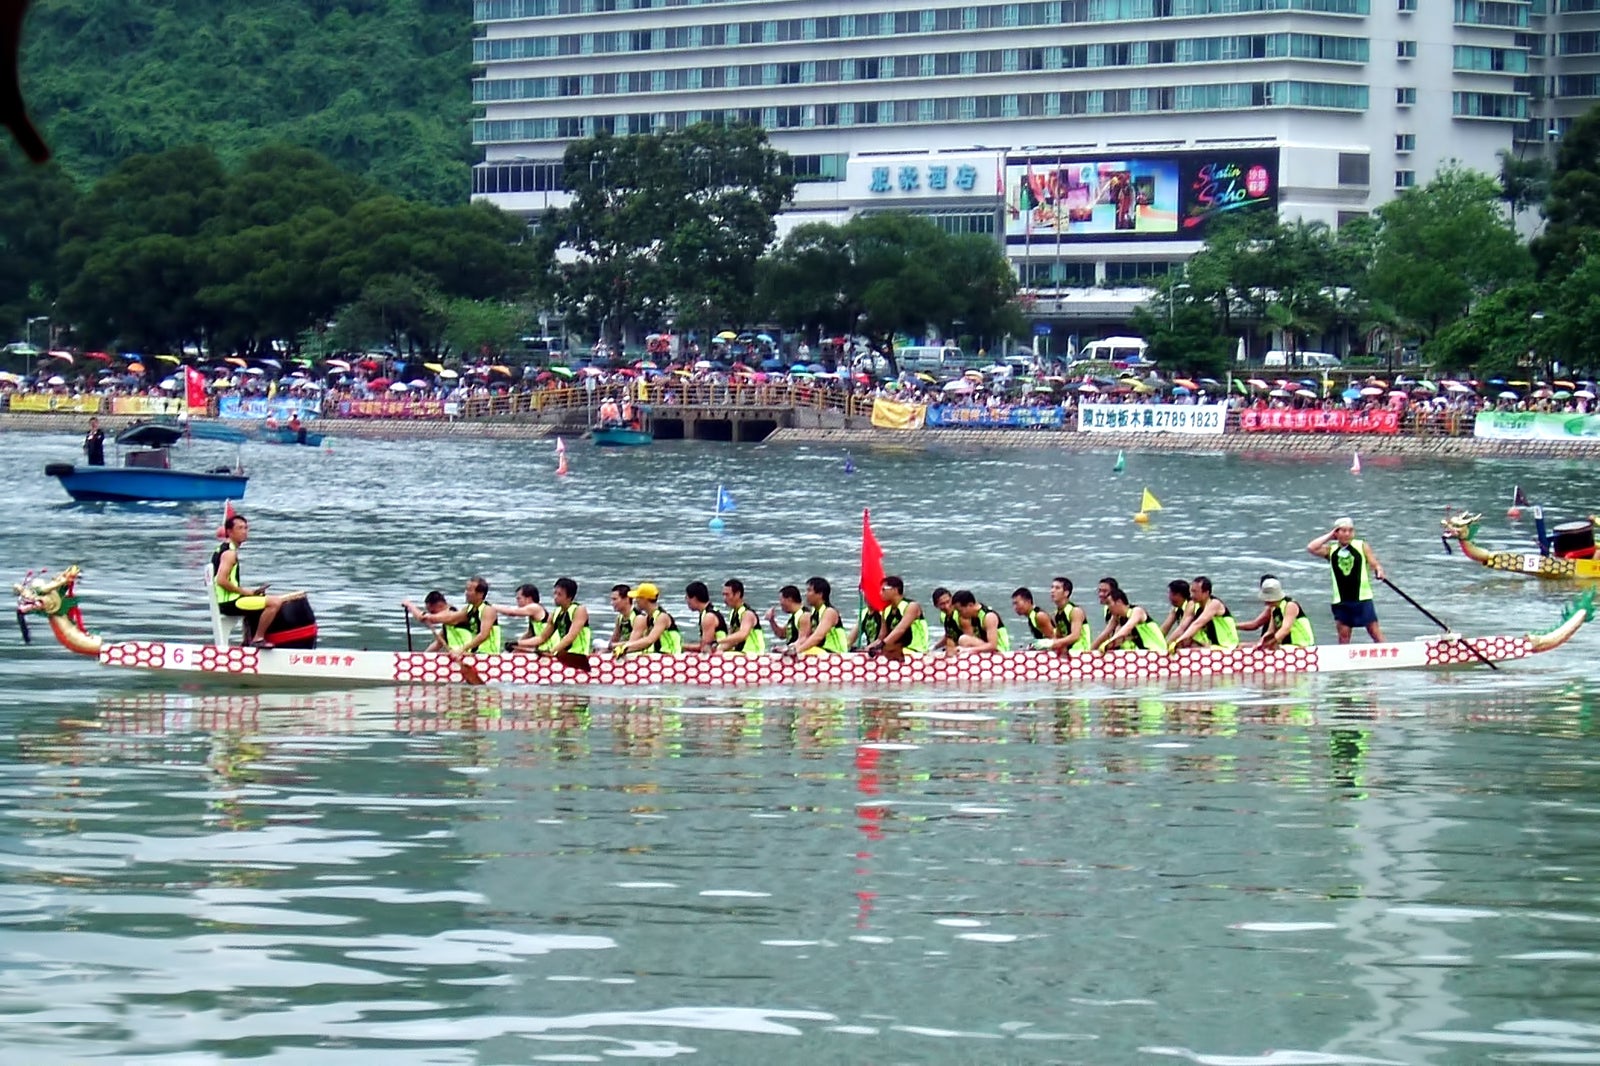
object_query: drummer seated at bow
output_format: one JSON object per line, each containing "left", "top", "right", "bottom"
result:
{"left": 525, "top": 577, "right": 592, "bottom": 656}
{"left": 612, "top": 582, "right": 682, "bottom": 655}
{"left": 405, "top": 576, "right": 502, "bottom": 660}
{"left": 211, "top": 513, "right": 289, "bottom": 647}
{"left": 1167, "top": 576, "right": 1239, "bottom": 652}
{"left": 495, "top": 583, "right": 550, "bottom": 652}
{"left": 1011, "top": 586, "right": 1054, "bottom": 645}
{"left": 1093, "top": 588, "right": 1168, "bottom": 653}
{"left": 864, "top": 576, "right": 928, "bottom": 655}
{"left": 766, "top": 584, "right": 809, "bottom": 650}
{"left": 785, "top": 577, "right": 847, "bottom": 655}
{"left": 684, "top": 581, "right": 729, "bottom": 653}
{"left": 952, "top": 590, "right": 1012, "bottom": 654}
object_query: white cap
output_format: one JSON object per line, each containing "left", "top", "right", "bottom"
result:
{"left": 1333, "top": 516, "right": 1354, "bottom": 530}
{"left": 1259, "top": 578, "right": 1286, "bottom": 602}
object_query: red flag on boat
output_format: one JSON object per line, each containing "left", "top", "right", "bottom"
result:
{"left": 184, "top": 365, "right": 207, "bottom": 411}
{"left": 215, "top": 500, "right": 237, "bottom": 540}
{"left": 860, "top": 509, "right": 887, "bottom": 612}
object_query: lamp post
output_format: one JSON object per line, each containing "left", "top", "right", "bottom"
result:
{"left": 1530, "top": 311, "right": 1547, "bottom": 380}
{"left": 25, "top": 315, "right": 47, "bottom": 380}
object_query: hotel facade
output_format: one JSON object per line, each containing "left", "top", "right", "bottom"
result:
{"left": 471, "top": 1, "right": 1583, "bottom": 332}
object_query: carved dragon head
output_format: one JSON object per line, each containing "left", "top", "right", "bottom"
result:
{"left": 14, "top": 565, "right": 81, "bottom": 618}
{"left": 1440, "top": 512, "right": 1482, "bottom": 541}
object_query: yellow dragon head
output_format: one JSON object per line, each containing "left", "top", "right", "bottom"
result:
{"left": 1440, "top": 511, "right": 1483, "bottom": 542}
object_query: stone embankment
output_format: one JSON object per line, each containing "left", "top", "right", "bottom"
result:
{"left": 1, "top": 413, "right": 555, "bottom": 441}
{"left": 767, "top": 426, "right": 1600, "bottom": 459}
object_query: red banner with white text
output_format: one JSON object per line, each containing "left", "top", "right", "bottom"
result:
{"left": 335, "top": 399, "right": 446, "bottom": 419}
{"left": 1239, "top": 408, "right": 1400, "bottom": 434}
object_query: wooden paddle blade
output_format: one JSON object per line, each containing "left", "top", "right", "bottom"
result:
{"left": 556, "top": 651, "right": 592, "bottom": 673}
{"left": 459, "top": 660, "right": 485, "bottom": 686}
{"left": 879, "top": 645, "right": 905, "bottom": 661}
{"left": 0, "top": 0, "right": 49, "bottom": 162}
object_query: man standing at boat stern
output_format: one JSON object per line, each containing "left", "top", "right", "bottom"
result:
{"left": 212, "top": 514, "right": 287, "bottom": 647}
{"left": 1307, "top": 517, "right": 1386, "bottom": 644}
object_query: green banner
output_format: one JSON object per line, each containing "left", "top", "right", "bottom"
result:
{"left": 1474, "top": 410, "right": 1600, "bottom": 441}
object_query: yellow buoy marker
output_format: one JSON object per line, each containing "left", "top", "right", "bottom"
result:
{"left": 1134, "top": 488, "right": 1161, "bottom": 524}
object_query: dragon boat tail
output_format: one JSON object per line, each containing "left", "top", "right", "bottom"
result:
{"left": 15, "top": 566, "right": 1594, "bottom": 690}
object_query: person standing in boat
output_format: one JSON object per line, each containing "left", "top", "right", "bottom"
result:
{"left": 715, "top": 579, "right": 765, "bottom": 654}
{"left": 1093, "top": 588, "right": 1168, "bottom": 653}
{"left": 683, "top": 581, "right": 728, "bottom": 653}
{"left": 952, "top": 590, "right": 1012, "bottom": 653}
{"left": 785, "top": 577, "right": 847, "bottom": 655}
{"left": 212, "top": 513, "right": 289, "bottom": 647}
{"left": 1307, "top": 517, "right": 1386, "bottom": 644}
{"left": 612, "top": 582, "right": 682, "bottom": 655}
{"left": 1168, "top": 576, "right": 1240, "bottom": 652}
{"left": 865, "top": 576, "right": 928, "bottom": 655}
{"left": 83, "top": 416, "right": 105, "bottom": 466}
{"left": 288, "top": 413, "right": 306, "bottom": 445}
{"left": 1046, "top": 577, "right": 1090, "bottom": 655}
{"left": 527, "top": 577, "right": 592, "bottom": 657}
{"left": 407, "top": 576, "right": 502, "bottom": 659}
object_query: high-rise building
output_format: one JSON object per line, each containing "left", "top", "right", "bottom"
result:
{"left": 472, "top": 1, "right": 1532, "bottom": 329}
{"left": 1524, "top": 1, "right": 1600, "bottom": 151}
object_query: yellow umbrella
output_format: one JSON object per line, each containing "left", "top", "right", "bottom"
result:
{"left": 916, "top": 372, "right": 936, "bottom": 383}
{"left": 225, "top": 357, "right": 248, "bottom": 368}
{"left": 127, "top": 362, "right": 145, "bottom": 373}
{"left": 153, "top": 354, "right": 181, "bottom": 364}
{"left": 424, "top": 362, "right": 445, "bottom": 373}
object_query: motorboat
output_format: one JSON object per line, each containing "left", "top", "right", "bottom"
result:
{"left": 44, "top": 420, "right": 249, "bottom": 503}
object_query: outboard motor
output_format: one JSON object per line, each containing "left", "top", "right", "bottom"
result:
{"left": 248, "top": 596, "right": 318, "bottom": 649}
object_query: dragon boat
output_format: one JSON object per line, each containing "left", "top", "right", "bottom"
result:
{"left": 1442, "top": 509, "right": 1600, "bottom": 580}
{"left": 15, "top": 566, "right": 1592, "bottom": 690}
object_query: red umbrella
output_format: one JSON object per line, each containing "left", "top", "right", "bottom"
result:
{"left": 358, "top": 359, "right": 382, "bottom": 371}
{"left": 367, "top": 377, "right": 392, "bottom": 389}
{"left": 83, "top": 351, "right": 111, "bottom": 362}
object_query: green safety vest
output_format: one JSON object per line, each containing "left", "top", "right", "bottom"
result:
{"left": 613, "top": 608, "right": 641, "bottom": 646}
{"left": 1271, "top": 597, "right": 1316, "bottom": 646}
{"left": 458, "top": 602, "right": 502, "bottom": 654}
{"left": 1194, "top": 601, "right": 1240, "bottom": 650}
{"left": 1025, "top": 607, "right": 1050, "bottom": 641}
{"left": 1053, "top": 601, "right": 1090, "bottom": 653}
{"left": 941, "top": 608, "right": 963, "bottom": 644}
{"left": 858, "top": 609, "right": 882, "bottom": 647}
{"left": 211, "top": 542, "right": 241, "bottom": 605}
{"left": 524, "top": 605, "right": 546, "bottom": 639}
{"left": 807, "top": 603, "right": 848, "bottom": 653}
{"left": 727, "top": 605, "right": 765, "bottom": 654}
{"left": 971, "top": 606, "right": 1012, "bottom": 652}
{"left": 698, "top": 606, "right": 728, "bottom": 647}
{"left": 882, "top": 600, "right": 929, "bottom": 653}
{"left": 550, "top": 603, "right": 592, "bottom": 655}
{"left": 1329, "top": 540, "right": 1374, "bottom": 604}
{"left": 1118, "top": 607, "right": 1168, "bottom": 653}
{"left": 783, "top": 611, "right": 800, "bottom": 644}
{"left": 643, "top": 607, "right": 682, "bottom": 654}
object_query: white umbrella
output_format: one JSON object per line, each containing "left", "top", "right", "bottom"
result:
{"left": 159, "top": 377, "right": 178, "bottom": 390}
{"left": 47, "top": 375, "right": 65, "bottom": 385}
{"left": 1446, "top": 382, "right": 1474, "bottom": 393}
{"left": 438, "top": 369, "right": 459, "bottom": 380}
{"left": 408, "top": 378, "right": 429, "bottom": 388}
{"left": 944, "top": 379, "right": 975, "bottom": 393}
{"left": 1295, "top": 388, "right": 1316, "bottom": 398}
{"left": 1076, "top": 383, "right": 1100, "bottom": 394}
{"left": 389, "top": 381, "right": 409, "bottom": 392}
{"left": 1498, "top": 390, "right": 1519, "bottom": 400}
{"left": 694, "top": 360, "right": 713, "bottom": 370}
{"left": 1577, "top": 389, "right": 1596, "bottom": 400}
{"left": 244, "top": 367, "right": 265, "bottom": 376}
{"left": 1360, "top": 386, "right": 1384, "bottom": 397}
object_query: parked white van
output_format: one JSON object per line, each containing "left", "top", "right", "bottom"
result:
{"left": 1264, "top": 350, "right": 1341, "bottom": 369}
{"left": 896, "top": 345, "right": 963, "bottom": 373}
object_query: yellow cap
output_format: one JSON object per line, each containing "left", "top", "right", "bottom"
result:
{"left": 629, "top": 582, "right": 659, "bottom": 600}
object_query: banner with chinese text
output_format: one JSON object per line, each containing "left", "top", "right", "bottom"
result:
{"left": 1474, "top": 411, "right": 1600, "bottom": 441}
{"left": 8, "top": 393, "right": 102, "bottom": 413}
{"left": 870, "top": 398, "right": 926, "bottom": 430}
{"left": 218, "top": 396, "right": 324, "bottom": 421}
{"left": 334, "top": 398, "right": 446, "bottom": 419}
{"left": 1076, "top": 403, "right": 1225, "bottom": 435}
{"left": 926, "top": 405, "right": 1065, "bottom": 428}
{"left": 1239, "top": 408, "right": 1399, "bottom": 434}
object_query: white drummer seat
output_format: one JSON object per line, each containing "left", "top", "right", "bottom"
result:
{"left": 204, "top": 563, "right": 240, "bottom": 647}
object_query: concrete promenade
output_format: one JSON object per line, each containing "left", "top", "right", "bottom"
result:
{"left": 7, "top": 411, "right": 1600, "bottom": 458}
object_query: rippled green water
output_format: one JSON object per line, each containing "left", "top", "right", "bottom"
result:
{"left": 5, "top": 431, "right": 1600, "bottom": 1064}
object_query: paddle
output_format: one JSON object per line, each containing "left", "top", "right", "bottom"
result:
{"left": 1381, "top": 576, "right": 1498, "bottom": 671}
{"left": 555, "top": 650, "right": 592, "bottom": 673}
{"left": 404, "top": 609, "right": 413, "bottom": 652}
{"left": 409, "top": 607, "right": 486, "bottom": 685}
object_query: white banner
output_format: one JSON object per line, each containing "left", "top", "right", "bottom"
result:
{"left": 1077, "top": 403, "right": 1226, "bottom": 435}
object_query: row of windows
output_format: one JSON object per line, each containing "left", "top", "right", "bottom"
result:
{"left": 1453, "top": 44, "right": 1531, "bottom": 71}
{"left": 1454, "top": 1, "right": 1531, "bottom": 27}
{"left": 860, "top": 208, "right": 999, "bottom": 235}
{"left": 473, "top": 35, "right": 1370, "bottom": 102}
{"left": 476, "top": 1, "right": 1370, "bottom": 61}
{"left": 477, "top": 0, "right": 1368, "bottom": 21}
{"left": 470, "top": 152, "right": 851, "bottom": 194}
{"left": 1557, "top": 0, "right": 1600, "bottom": 10}
{"left": 1453, "top": 90, "right": 1530, "bottom": 117}
{"left": 1559, "top": 32, "right": 1600, "bottom": 54}
{"left": 474, "top": 80, "right": 1368, "bottom": 143}
{"left": 1557, "top": 73, "right": 1600, "bottom": 97}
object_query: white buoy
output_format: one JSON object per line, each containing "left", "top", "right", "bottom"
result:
{"left": 1350, "top": 451, "right": 1362, "bottom": 475}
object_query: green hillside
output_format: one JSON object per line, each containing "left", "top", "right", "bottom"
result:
{"left": 20, "top": 0, "right": 474, "bottom": 204}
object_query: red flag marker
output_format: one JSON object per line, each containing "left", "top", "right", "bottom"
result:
{"left": 860, "top": 509, "right": 887, "bottom": 612}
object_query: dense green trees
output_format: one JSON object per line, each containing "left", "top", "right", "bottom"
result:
{"left": 21, "top": 0, "right": 474, "bottom": 205}
{"left": 26, "top": 144, "right": 539, "bottom": 356}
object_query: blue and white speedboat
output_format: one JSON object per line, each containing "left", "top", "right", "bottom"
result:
{"left": 46, "top": 420, "right": 249, "bottom": 503}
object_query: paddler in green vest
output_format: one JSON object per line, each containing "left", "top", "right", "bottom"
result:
{"left": 612, "top": 582, "right": 682, "bottom": 655}
{"left": 1093, "top": 588, "right": 1168, "bottom": 653}
{"left": 765, "top": 584, "right": 808, "bottom": 649}
{"left": 846, "top": 602, "right": 883, "bottom": 650}
{"left": 684, "top": 581, "right": 730, "bottom": 653}
{"left": 212, "top": 512, "right": 289, "bottom": 647}
{"left": 952, "top": 589, "right": 1012, "bottom": 653}
{"left": 527, "top": 577, "right": 592, "bottom": 656}
{"left": 1168, "top": 575, "right": 1240, "bottom": 652}
{"left": 1253, "top": 576, "right": 1316, "bottom": 647}
{"left": 1307, "top": 516, "right": 1386, "bottom": 643}
{"left": 498, "top": 583, "right": 551, "bottom": 652}
{"left": 608, "top": 583, "right": 641, "bottom": 650}
{"left": 408, "top": 576, "right": 502, "bottom": 658}
{"left": 930, "top": 586, "right": 963, "bottom": 652}
{"left": 715, "top": 579, "right": 766, "bottom": 654}
{"left": 1011, "top": 586, "right": 1056, "bottom": 644}
{"left": 865, "top": 576, "right": 928, "bottom": 655}
{"left": 1088, "top": 577, "right": 1125, "bottom": 652}
{"left": 1158, "top": 579, "right": 1196, "bottom": 643}
{"left": 785, "top": 576, "right": 848, "bottom": 655}
{"left": 1046, "top": 576, "right": 1091, "bottom": 654}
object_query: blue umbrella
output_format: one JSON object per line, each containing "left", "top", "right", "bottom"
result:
{"left": 1173, "top": 386, "right": 1191, "bottom": 395}
{"left": 761, "top": 358, "right": 785, "bottom": 371}
{"left": 1342, "top": 387, "right": 1361, "bottom": 401}
{"left": 806, "top": 363, "right": 828, "bottom": 374}
{"left": 790, "top": 364, "right": 808, "bottom": 374}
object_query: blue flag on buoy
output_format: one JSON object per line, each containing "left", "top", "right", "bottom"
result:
{"left": 1113, "top": 450, "right": 1126, "bottom": 474}
{"left": 844, "top": 452, "right": 856, "bottom": 475}
{"left": 716, "top": 485, "right": 737, "bottom": 513}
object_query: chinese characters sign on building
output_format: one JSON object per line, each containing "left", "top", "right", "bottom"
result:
{"left": 847, "top": 152, "right": 1003, "bottom": 200}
